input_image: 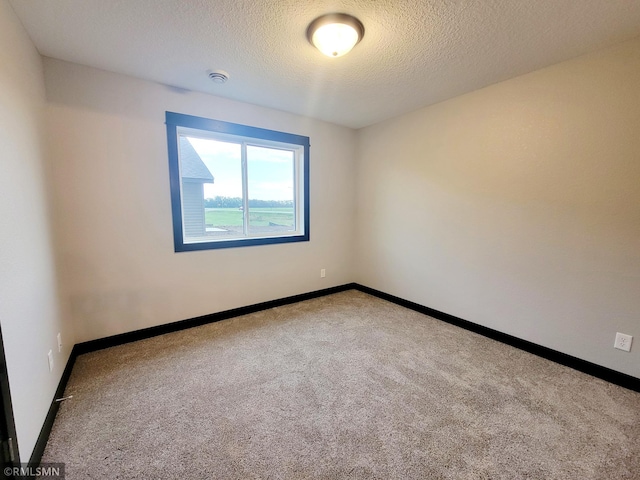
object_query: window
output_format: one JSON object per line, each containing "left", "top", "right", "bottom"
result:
{"left": 166, "top": 112, "right": 310, "bottom": 251}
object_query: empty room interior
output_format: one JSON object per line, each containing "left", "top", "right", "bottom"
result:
{"left": 1, "top": 0, "right": 640, "bottom": 478}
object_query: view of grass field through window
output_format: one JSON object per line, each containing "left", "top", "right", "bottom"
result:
{"left": 205, "top": 207, "right": 294, "bottom": 228}
{"left": 187, "top": 137, "right": 295, "bottom": 238}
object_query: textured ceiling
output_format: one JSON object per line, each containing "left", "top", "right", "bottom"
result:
{"left": 9, "top": 0, "right": 640, "bottom": 128}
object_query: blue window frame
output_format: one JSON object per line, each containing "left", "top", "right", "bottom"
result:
{"left": 166, "top": 112, "right": 310, "bottom": 251}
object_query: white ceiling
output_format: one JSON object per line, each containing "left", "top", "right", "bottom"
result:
{"left": 9, "top": 0, "right": 640, "bottom": 129}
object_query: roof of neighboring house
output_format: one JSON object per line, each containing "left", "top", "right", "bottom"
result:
{"left": 180, "top": 137, "right": 214, "bottom": 183}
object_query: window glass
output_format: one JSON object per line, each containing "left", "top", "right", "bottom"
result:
{"left": 247, "top": 145, "right": 295, "bottom": 236}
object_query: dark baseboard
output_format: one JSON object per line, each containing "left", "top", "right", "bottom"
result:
{"left": 28, "top": 280, "right": 639, "bottom": 468}
{"left": 28, "top": 344, "right": 79, "bottom": 467}
{"left": 353, "top": 283, "right": 640, "bottom": 393}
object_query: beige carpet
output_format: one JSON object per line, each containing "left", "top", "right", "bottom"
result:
{"left": 42, "top": 290, "right": 640, "bottom": 479}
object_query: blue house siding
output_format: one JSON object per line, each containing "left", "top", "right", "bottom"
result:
{"left": 179, "top": 137, "right": 213, "bottom": 239}
{"left": 182, "top": 181, "right": 207, "bottom": 238}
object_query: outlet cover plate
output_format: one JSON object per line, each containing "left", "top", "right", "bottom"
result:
{"left": 614, "top": 332, "right": 633, "bottom": 352}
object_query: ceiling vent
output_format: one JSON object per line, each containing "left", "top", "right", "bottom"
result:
{"left": 208, "top": 70, "right": 229, "bottom": 84}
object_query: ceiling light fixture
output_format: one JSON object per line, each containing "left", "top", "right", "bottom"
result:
{"left": 306, "top": 13, "right": 364, "bottom": 58}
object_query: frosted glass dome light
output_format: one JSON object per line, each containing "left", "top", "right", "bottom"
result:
{"left": 307, "top": 14, "right": 364, "bottom": 58}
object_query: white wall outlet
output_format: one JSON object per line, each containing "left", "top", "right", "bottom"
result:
{"left": 614, "top": 332, "right": 633, "bottom": 352}
{"left": 320, "top": 268, "right": 326, "bottom": 278}
{"left": 57, "top": 332, "right": 62, "bottom": 353}
{"left": 47, "top": 350, "right": 54, "bottom": 372}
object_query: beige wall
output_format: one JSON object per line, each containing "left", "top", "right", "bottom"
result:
{"left": 355, "top": 38, "right": 640, "bottom": 378}
{"left": 43, "top": 58, "right": 357, "bottom": 343}
{"left": 0, "top": 1, "right": 73, "bottom": 460}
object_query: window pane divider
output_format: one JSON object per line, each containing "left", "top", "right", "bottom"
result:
{"left": 241, "top": 141, "right": 249, "bottom": 236}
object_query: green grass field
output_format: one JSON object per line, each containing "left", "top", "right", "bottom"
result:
{"left": 205, "top": 207, "right": 294, "bottom": 227}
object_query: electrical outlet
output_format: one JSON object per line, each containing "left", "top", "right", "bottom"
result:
{"left": 57, "top": 333, "right": 62, "bottom": 353}
{"left": 47, "top": 350, "right": 54, "bottom": 372}
{"left": 614, "top": 332, "right": 633, "bottom": 352}
{"left": 320, "top": 268, "right": 326, "bottom": 278}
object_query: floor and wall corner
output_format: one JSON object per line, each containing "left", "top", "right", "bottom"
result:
{"left": 0, "top": 0, "right": 638, "bottom": 470}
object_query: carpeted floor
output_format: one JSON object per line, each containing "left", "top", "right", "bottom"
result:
{"left": 42, "top": 290, "right": 640, "bottom": 479}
